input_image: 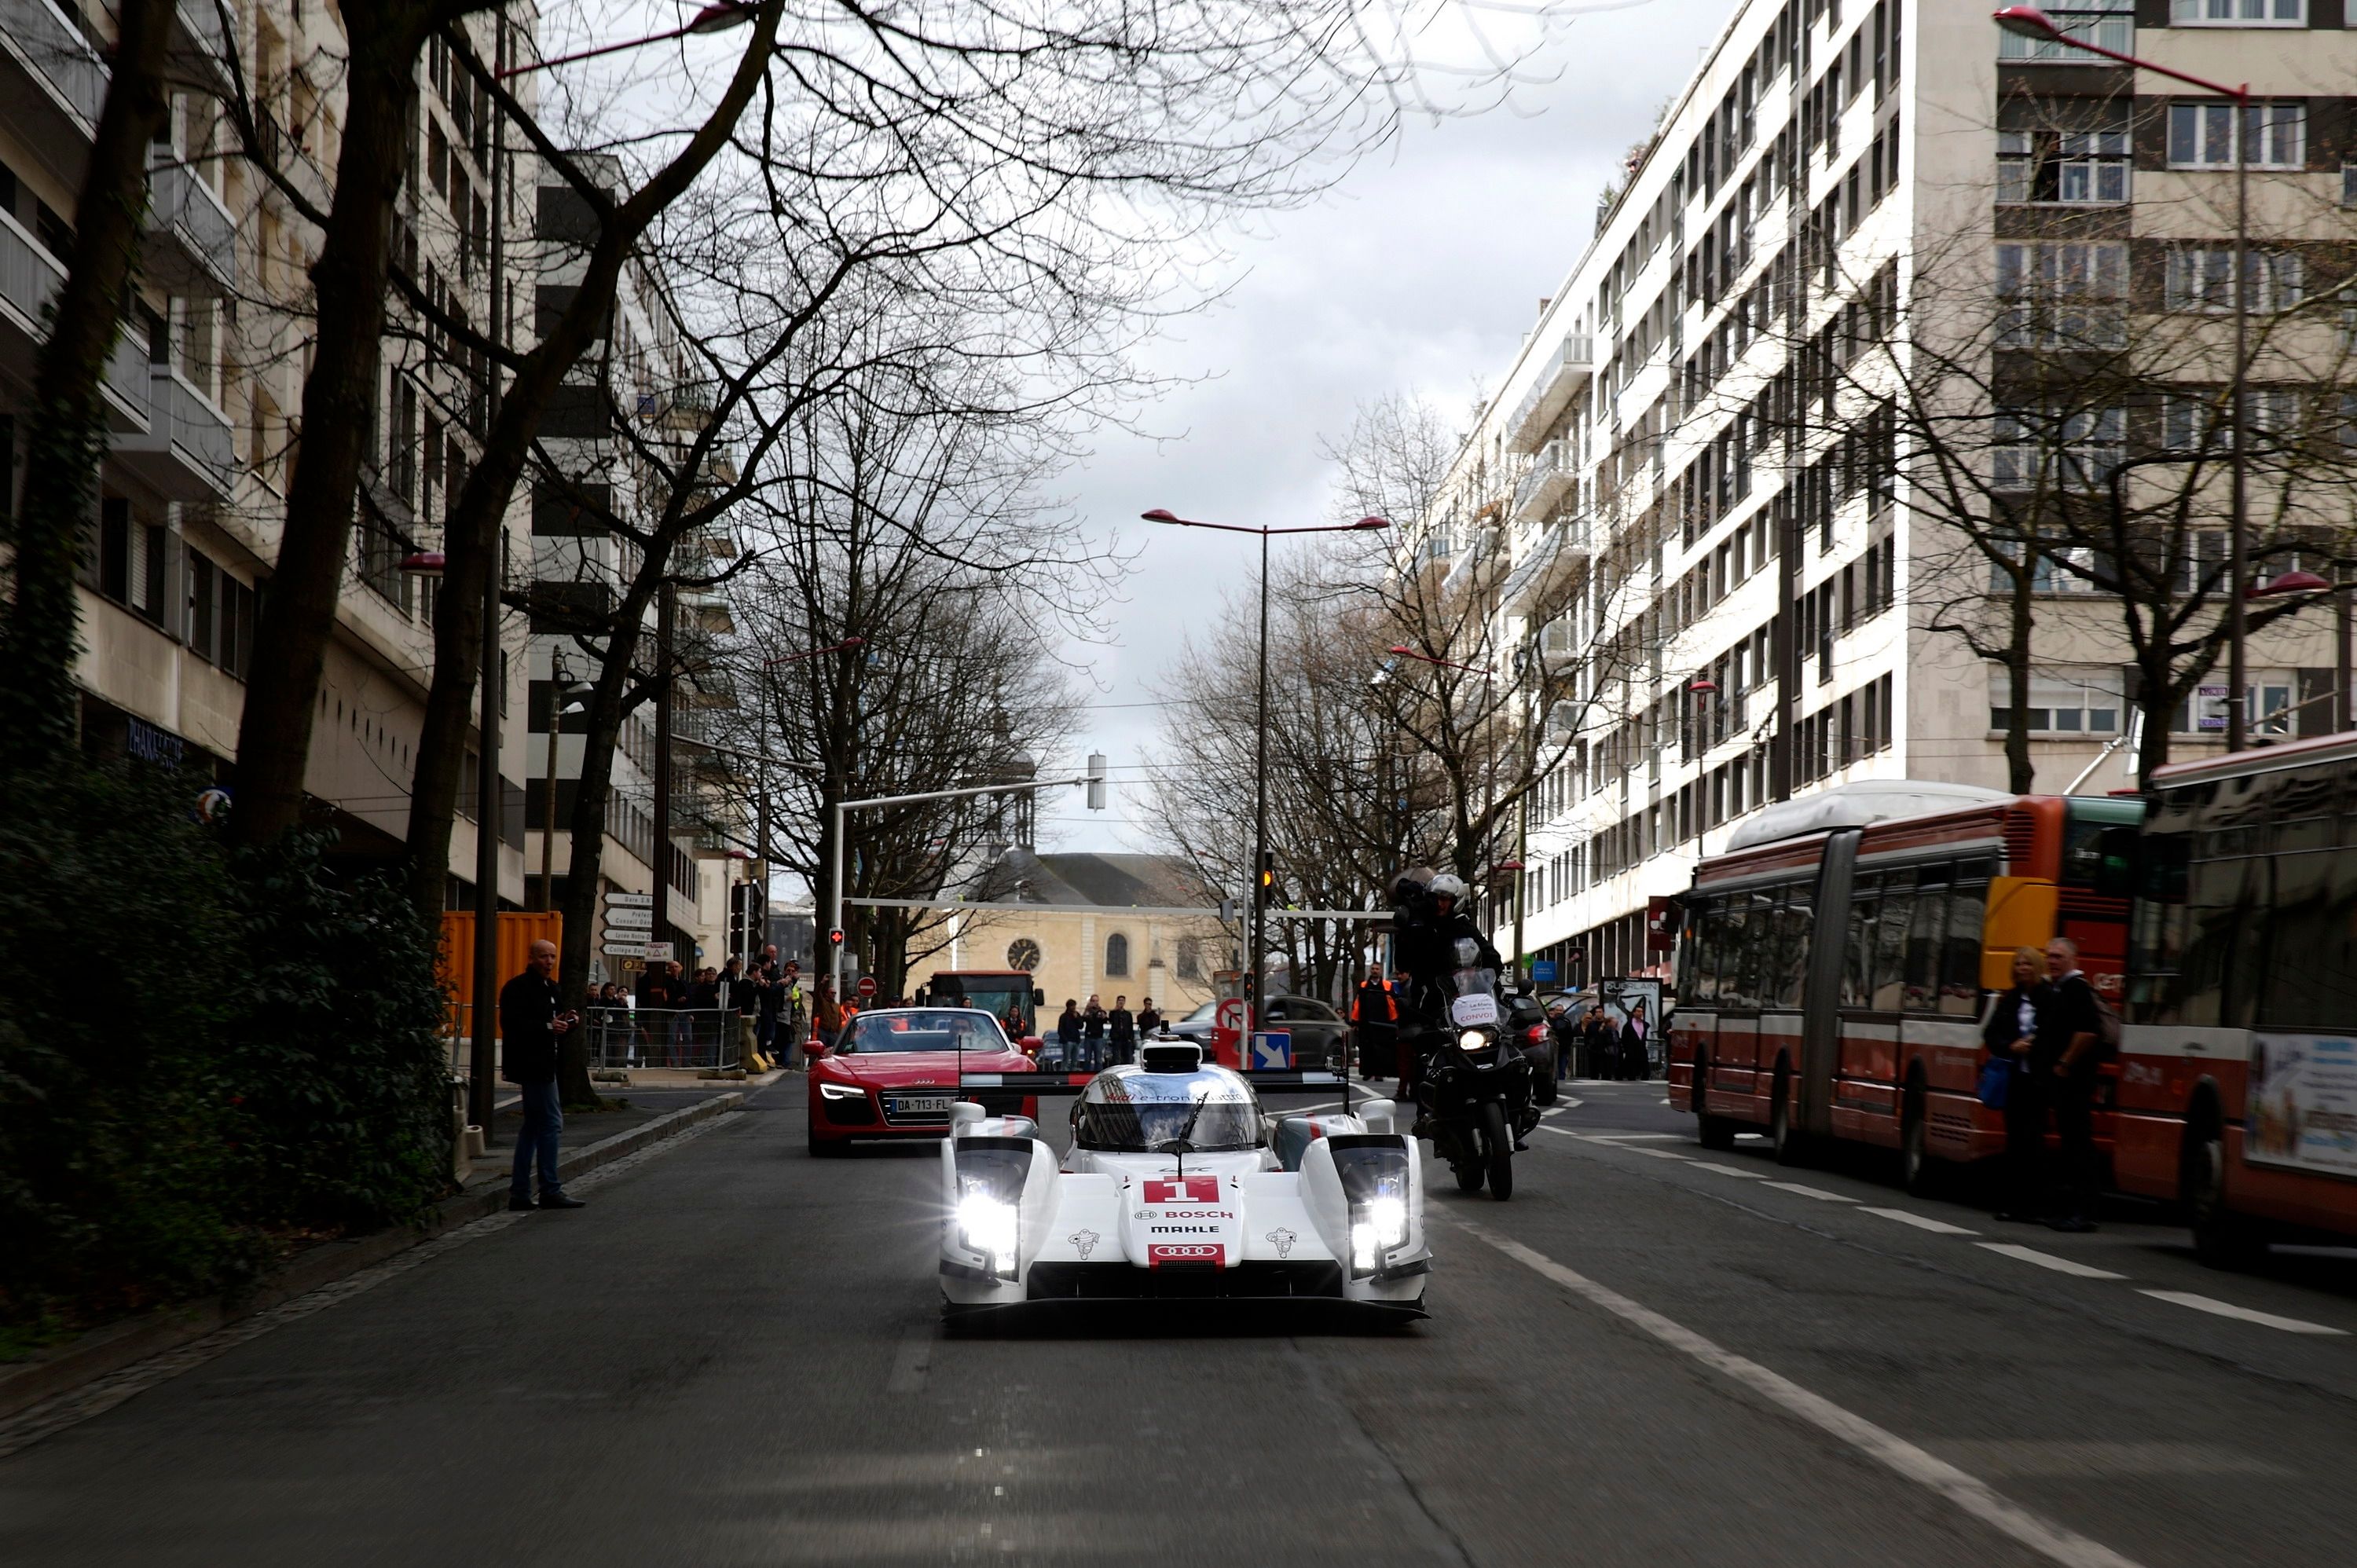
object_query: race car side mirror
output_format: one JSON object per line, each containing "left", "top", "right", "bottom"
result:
{"left": 1357, "top": 1097, "right": 1397, "bottom": 1134}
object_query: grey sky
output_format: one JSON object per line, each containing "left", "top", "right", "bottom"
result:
{"left": 1033, "top": 0, "right": 1731, "bottom": 852}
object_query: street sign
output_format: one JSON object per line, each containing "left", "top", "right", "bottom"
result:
{"left": 857, "top": 975, "right": 878, "bottom": 999}
{"left": 604, "top": 892, "right": 654, "bottom": 908}
{"left": 1249, "top": 1031, "right": 1294, "bottom": 1070}
{"left": 604, "top": 907, "right": 654, "bottom": 929}
{"left": 1531, "top": 959, "right": 1557, "bottom": 986}
{"left": 618, "top": 957, "right": 645, "bottom": 973}
{"left": 600, "top": 945, "right": 647, "bottom": 958}
{"left": 644, "top": 941, "right": 674, "bottom": 962}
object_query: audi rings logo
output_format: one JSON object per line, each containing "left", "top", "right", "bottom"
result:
{"left": 1147, "top": 1243, "right": 1224, "bottom": 1266}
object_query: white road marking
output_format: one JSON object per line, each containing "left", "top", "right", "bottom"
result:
{"left": 2137, "top": 1290, "right": 2349, "bottom": 1336}
{"left": 1976, "top": 1243, "right": 2128, "bottom": 1280}
{"left": 1689, "top": 1161, "right": 1765, "bottom": 1179}
{"left": 1860, "top": 1207, "right": 1981, "bottom": 1236}
{"left": 1452, "top": 1218, "right": 2150, "bottom": 1568}
{"left": 887, "top": 1329, "right": 934, "bottom": 1392}
{"left": 1736, "top": 1132, "right": 1769, "bottom": 1141}
{"left": 1534, "top": 1127, "right": 1691, "bottom": 1158}
{"left": 1762, "top": 1181, "right": 1855, "bottom": 1202}
{"left": 0, "top": 1111, "right": 737, "bottom": 1461}
{"left": 1583, "top": 1132, "right": 1684, "bottom": 1141}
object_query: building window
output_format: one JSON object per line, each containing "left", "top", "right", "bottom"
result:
{"left": 1103, "top": 932, "right": 1130, "bottom": 977}
{"left": 1991, "top": 671, "right": 2122, "bottom": 735}
{"left": 2164, "top": 247, "right": 2304, "bottom": 312}
{"left": 2167, "top": 102, "right": 2305, "bottom": 170}
{"left": 1992, "top": 405, "right": 2125, "bottom": 490}
{"left": 1175, "top": 936, "right": 1203, "bottom": 981}
{"left": 2170, "top": 0, "right": 2303, "bottom": 22}
{"left": 1997, "top": 0, "right": 2132, "bottom": 58}
{"left": 1995, "top": 242, "right": 2127, "bottom": 349}
{"left": 1996, "top": 128, "right": 2130, "bottom": 204}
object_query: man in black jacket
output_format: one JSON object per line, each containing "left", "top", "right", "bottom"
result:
{"left": 501, "top": 940, "right": 583, "bottom": 1211}
{"left": 2033, "top": 937, "right": 2106, "bottom": 1232}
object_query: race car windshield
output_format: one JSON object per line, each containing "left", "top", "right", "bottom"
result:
{"left": 838, "top": 1010, "right": 1007, "bottom": 1054}
{"left": 1072, "top": 1073, "right": 1260, "bottom": 1152}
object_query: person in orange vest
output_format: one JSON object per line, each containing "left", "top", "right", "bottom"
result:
{"left": 1351, "top": 964, "right": 1398, "bottom": 1086}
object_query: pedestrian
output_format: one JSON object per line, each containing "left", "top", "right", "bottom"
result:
{"left": 753, "top": 959, "right": 785, "bottom": 1064}
{"left": 1081, "top": 992, "right": 1108, "bottom": 1069}
{"left": 500, "top": 940, "right": 585, "bottom": 1211}
{"left": 813, "top": 976, "right": 844, "bottom": 1050}
{"left": 1546, "top": 998, "right": 1578, "bottom": 1082}
{"left": 1137, "top": 996, "right": 1162, "bottom": 1039}
{"left": 781, "top": 960, "right": 806, "bottom": 1043}
{"left": 2033, "top": 936, "right": 2106, "bottom": 1233}
{"left": 1057, "top": 998, "right": 1083, "bottom": 1064}
{"left": 1619, "top": 1001, "right": 1650, "bottom": 1080}
{"left": 1108, "top": 995, "right": 1137, "bottom": 1064}
{"left": 717, "top": 956, "right": 743, "bottom": 1013}
{"left": 1988, "top": 945, "right": 2049, "bottom": 1224}
{"left": 1351, "top": 965, "right": 1397, "bottom": 1082}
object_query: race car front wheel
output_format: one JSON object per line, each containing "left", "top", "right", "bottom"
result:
{"left": 1480, "top": 1100, "right": 1513, "bottom": 1200}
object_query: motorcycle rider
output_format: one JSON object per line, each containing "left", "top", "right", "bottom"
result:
{"left": 1391, "top": 870, "right": 1505, "bottom": 1123}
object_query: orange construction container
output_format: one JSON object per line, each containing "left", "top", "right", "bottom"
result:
{"left": 438, "top": 912, "right": 564, "bottom": 1037}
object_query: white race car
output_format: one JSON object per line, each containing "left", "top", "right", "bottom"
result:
{"left": 938, "top": 1041, "right": 1430, "bottom": 1317}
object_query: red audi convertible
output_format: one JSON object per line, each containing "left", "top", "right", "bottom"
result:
{"left": 806, "top": 1007, "right": 1039, "bottom": 1156}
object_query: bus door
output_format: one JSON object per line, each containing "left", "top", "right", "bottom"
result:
{"left": 1798, "top": 830, "right": 1860, "bottom": 1138}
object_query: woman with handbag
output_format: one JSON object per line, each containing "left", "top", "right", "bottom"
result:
{"left": 1984, "top": 947, "right": 2048, "bottom": 1223}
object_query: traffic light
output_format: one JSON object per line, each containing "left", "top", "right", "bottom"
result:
{"left": 728, "top": 882, "right": 765, "bottom": 964}
{"left": 1258, "top": 849, "right": 1274, "bottom": 889}
{"left": 827, "top": 927, "right": 845, "bottom": 948}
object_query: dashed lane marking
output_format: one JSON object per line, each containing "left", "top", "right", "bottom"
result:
{"left": 1582, "top": 1132, "right": 1684, "bottom": 1141}
{"left": 887, "top": 1328, "right": 935, "bottom": 1392}
{"left": 2137, "top": 1290, "right": 2348, "bottom": 1336}
{"left": 1859, "top": 1207, "right": 1981, "bottom": 1236}
{"left": 1688, "top": 1161, "right": 1765, "bottom": 1179}
{"left": 1762, "top": 1181, "right": 1855, "bottom": 1202}
{"left": 1451, "top": 1216, "right": 2150, "bottom": 1568}
{"left": 1976, "top": 1243, "right": 2128, "bottom": 1280}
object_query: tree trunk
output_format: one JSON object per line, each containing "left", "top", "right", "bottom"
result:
{"left": 0, "top": 0, "right": 172, "bottom": 771}
{"left": 2003, "top": 566, "right": 2036, "bottom": 795}
{"left": 2136, "top": 650, "right": 2178, "bottom": 783}
{"left": 229, "top": 10, "right": 427, "bottom": 846}
{"left": 552, "top": 609, "right": 653, "bottom": 1107}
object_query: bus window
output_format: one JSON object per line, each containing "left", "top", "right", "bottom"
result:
{"left": 1903, "top": 868, "right": 1948, "bottom": 1013}
{"left": 1842, "top": 875, "right": 1879, "bottom": 1007}
{"left": 2258, "top": 815, "right": 2357, "bottom": 1032}
{"left": 1940, "top": 877, "right": 1986, "bottom": 1017}
{"left": 1718, "top": 896, "right": 1750, "bottom": 1006}
{"left": 1731, "top": 891, "right": 1773, "bottom": 1008}
{"left": 1871, "top": 879, "right": 1912, "bottom": 1011}
{"left": 1767, "top": 886, "right": 1813, "bottom": 1008}
{"left": 2180, "top": 839, "right": 2263, "bottom": 1028}
{"left": 2127, "top": 829, "right": 2190, "bottom": 1020}
{"left": 1684, "top": 897, "right": 1718, "bottom": 1004}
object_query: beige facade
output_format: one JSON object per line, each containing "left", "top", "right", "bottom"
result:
{"left": 933, "top": 851, "right": 1231, "bottom": 1022}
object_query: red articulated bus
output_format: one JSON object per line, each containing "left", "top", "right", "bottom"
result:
{"left": 1667, "top": 782, "right": 2143, "bottom": 1191}
{"left": 2113, "top": 734, "right": 2357, "bottom": 1264}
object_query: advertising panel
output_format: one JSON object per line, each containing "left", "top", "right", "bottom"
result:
{"left": 2247, "top": 1032, "right": 2357, "bottom": 1177}
{"left": 1599, "top": 976, "right": 1664, "bottom": 1071}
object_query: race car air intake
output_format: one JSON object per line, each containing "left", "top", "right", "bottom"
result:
{"left": 1326, "top": 1136, "right": 1413, "bottom": 1279}
{"left": 1139, "top": 1042, "right": 1204, "bottom": 1075}
{"left": 952, "top": 1139, "right": 1030, "bottom": 1281}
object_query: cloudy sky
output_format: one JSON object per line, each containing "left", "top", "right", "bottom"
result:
{"left": 1031, "top": 0, "right": 1732, "bottom": 854}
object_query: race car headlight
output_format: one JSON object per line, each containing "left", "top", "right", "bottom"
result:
{"left": 956, "top": 1192, "right": 1019, "bottom": 1280}
{"left": 818, "top": 1081, "right": 866, "bottom": 1101}
{"left": 1457, "top": 1029, "right": 1488, "bottom": 1050}
{"left": 1328, "top": 1138, "right": 1413, "bottom": 1279}
{"left": 952, "top": 1142, "right": 1030, "bottom": 1282}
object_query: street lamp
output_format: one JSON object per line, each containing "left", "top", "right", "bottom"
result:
{"left": 540, "top": 658, "right": 588, "bottom": 911}
{"left": 2246, "top": 568, "right": 2353, "bottom": 734}
{"left": 498, "top": 1, "right": 758, "bottom": 77}
{"left": 1142, "top": 508, "right": 1389, "bottom": 1023}
{"left": 1992, "top": 8, "right": 2255, "bottom": 749}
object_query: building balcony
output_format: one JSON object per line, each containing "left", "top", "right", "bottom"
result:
{"left": 1438, "top": 527, "right": 1496, "bottom": 603}
{"left": 0, "top": 206, "right": 148, "bottom": 432}
{"left": 167, "top": 0, "right": 233, "bottom": 93}
{"left": 1503, "top": 517, "right": 1594, "bottom": 616}
{"left": 1505, "top": 334, "right": 1594, "bottom": 455}
{"left": 113, "top": 365, "right": 232, "bottom": 501}
{"left": 1539, "top": 619, "right": 1585, "bottom": 670}
{"left": 680, "top": 590, "right": 734, "bottom": 636}
{"left": 144, "top": 156, "right": 236, "bottom": 295}
{"left": 1512, "top": 439, "right": 1575, "bottom": 526}
{"left": 0, "top": 0, "right": 105, "bottom": 178}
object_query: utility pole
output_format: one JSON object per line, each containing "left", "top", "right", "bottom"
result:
{"left": 467, "top": 16, "right": 510, "bottom": 1143}
{"left": 651, "top": 581, "right": 676, "bottom": 963}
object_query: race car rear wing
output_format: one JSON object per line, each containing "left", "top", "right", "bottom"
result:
{"left": 957, "top": 1070, "right": 1348, "bottom": 1094}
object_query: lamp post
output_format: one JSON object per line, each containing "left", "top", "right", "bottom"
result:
{"left": 540, "top": 657, "right": 587, "bottom": 910}
{"left": 2246, "top": 569, "right": 2354, "bottom": 735}
{"left": 497, "top": 1, "right": 757, "bottom": 78}
{"left": 1992, "top": 7, "right": 2253, "bottom": 749}
{"left": 1142, "top": 509, "right": 1390, "bottom": 1026}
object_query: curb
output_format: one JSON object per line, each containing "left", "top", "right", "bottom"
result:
{"left": 0, "top": 1090, "right": 746, "bottom": 1423}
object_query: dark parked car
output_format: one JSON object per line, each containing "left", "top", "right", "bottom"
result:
{"left": 1160, "top": 995, "right": 1350, "bottom": 1072}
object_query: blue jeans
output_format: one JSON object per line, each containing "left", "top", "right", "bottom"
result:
{"left": 510, "top": 1079, "right": 564, "bottom": 1200}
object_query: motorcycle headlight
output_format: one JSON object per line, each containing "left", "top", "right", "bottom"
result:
{"left": 1457, "top": 1029, "right": 1488, "bottom": 1050}
{"left": 818, "top": 1080, "right": 866, "bottom": 1101}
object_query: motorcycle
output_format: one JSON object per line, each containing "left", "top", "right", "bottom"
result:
{"left": 1416, "top": 940, "right": 1540, "bottom": 1200}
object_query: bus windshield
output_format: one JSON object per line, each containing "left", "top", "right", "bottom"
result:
{"left": 926, "top": 978, "right": 1035, "bottom": 1034}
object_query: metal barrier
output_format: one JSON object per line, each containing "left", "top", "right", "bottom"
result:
{"left": 586, "top": 1006, "right": 741, "bottom": 1071}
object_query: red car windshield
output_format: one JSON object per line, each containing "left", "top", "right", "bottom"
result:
{"left": 838, "top": 1010, "right": 1009, "bottom": 1055}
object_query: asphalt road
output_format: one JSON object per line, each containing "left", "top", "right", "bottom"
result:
{"left": 6, "top": 1073, "right": 2357, "bottom": 1566}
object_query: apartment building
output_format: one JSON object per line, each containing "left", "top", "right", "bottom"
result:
{"left": 5, "top": 2, "right": 729, "bottom": 961}
{"left": 526, "top": 166, "right": 739, "bottom": 973}
{"left": 1431, "top": 0, "right": 2352, "bottom": 983}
